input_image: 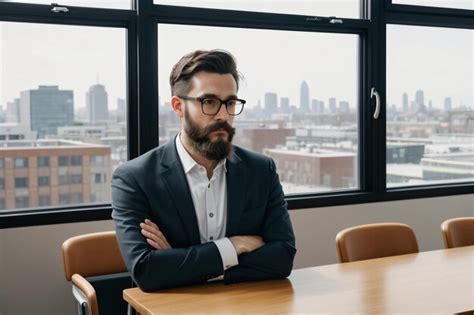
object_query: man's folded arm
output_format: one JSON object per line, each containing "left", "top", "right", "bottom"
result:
{"left": 224, "top": 159, "right": 297, "bottom": 284}
{"left": 111, "top": 167, "right": 224, "bottom": 291}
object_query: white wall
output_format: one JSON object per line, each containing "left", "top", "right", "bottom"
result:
{"left": 0, "top": 194, "right": 473, "bottom": 315}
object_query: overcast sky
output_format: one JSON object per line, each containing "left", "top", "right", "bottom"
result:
{"left": 0, "top": 1, "right": 472, "bottom": 111}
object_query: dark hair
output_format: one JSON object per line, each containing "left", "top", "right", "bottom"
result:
{"left": 169, "top": 50, "right": 241, "bottom": 96}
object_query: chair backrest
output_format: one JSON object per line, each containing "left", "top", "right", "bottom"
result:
{"left": 62, "top": 231, "right": 129, "bottom": 315}
{"left": 62, "top": 231, "right": 127, "bottom": 280}
{"left": 441, "top": 217, "right": 474, "bottom": 249}
{"left": 336, "top": 223, "right": 419, "bottom": 263}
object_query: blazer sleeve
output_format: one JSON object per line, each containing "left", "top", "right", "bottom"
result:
{"left": 111, "top": 166, "right": 224, "bottom": 291}
{"left": 223, "top": 158, "right": 297, "bottom": 284}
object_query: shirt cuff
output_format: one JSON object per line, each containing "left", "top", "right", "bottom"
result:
{"left": 213, "top": 237, "right": 239, "bottom": 271}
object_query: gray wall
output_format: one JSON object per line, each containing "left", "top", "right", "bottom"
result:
{"left": 0, "top": 194, "right": 473, "bottom": 315}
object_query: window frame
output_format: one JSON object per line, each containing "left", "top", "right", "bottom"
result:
{"left": 0, "top": 0, "right": 472, "bottom": 229}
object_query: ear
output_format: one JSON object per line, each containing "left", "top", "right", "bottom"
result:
{"left": 171, "top": 96, "right": 184, "bottom": 118}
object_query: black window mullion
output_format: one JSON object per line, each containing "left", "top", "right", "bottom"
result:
{"left": 127, "top": 19, "right": 140, "bottom": 160}
{"left": 137, "top": 0, "right": 159, "bottom": 154}
{"left": 371, "top": 0, "right": 388, "bottom": 194}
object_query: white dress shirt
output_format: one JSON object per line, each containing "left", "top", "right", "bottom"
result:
{"left": 175, "top": 135, "right": 239, "bottom": 275}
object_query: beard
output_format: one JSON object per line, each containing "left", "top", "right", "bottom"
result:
{"left": 183, "top": 109, "right": 236, "bottom": 161}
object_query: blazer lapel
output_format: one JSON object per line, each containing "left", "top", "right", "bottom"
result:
{"left": 160, "top": 140, "right": 201, "bottom": 245}
{"left": 226, "top": 148, "right": 246, "bottom": 237}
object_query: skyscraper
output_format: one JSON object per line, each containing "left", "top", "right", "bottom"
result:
{"left": 280, "top": 97, "right": 290, "bottom": 112}
{"left": 6, "top": 98, "right": 20, "bottom": 123}
{"left": 86, "top": 84, "right": 109, "bottom": 123}
{"left": 402, "top": 92, "right": 409, "bottom": 113}
{"left": 339, "top": 101, "right": 350, "bottom": 113}
{"left": 311, "top": 99, "right": 320, "bottom": 112}
{"left": 264, "top": 92, "right": 278, "bottom": 113}
{"left": 444, "top": 97, "right": 452, "bottom": 111}
{"left": 300, "top": 81, "right": 310, "bottom": 112}
{"left": 415, "top": 89, "right": 424, "bottom": 112}
{"left": 117, "top": 98, "right": 126, "bottom": 122}
{"left": 20, "top": 85, "right": 74, "bottom": 137}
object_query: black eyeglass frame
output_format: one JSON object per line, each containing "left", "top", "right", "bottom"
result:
{"left": 178, "top": 95, "right": 246, "bottom": 116}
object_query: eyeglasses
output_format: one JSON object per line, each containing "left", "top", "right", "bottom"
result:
{"left": 179, "top": 95, "right": 246, "bottom": 116}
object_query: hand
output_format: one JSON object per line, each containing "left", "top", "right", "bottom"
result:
{"left": 140, "top": 219, "right": 172, "bottom": 250}
{"left": 229, "top": 235, "right": 265, "bottom": 255}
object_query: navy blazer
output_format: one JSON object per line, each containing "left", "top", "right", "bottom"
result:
{"left": 111, "top": 139, "right": 296, "bottom": 291}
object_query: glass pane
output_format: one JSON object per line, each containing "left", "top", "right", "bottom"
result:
{"left": 1, "top": 0, "right": 132, "bottom": 9}
{"left": 0, "top": 22, "right": 127, "bottom": 211}
{"left": 386, "top": 25, "right": 474, "bottom": 187}
{"left": 393, "top": 0, "right": 473, "bottom": 10}
{"left": 154, "top": 0, "right": 361, "bottom": 19}
{"left": 158, "top": 24, "right": 360, "bottom": 195}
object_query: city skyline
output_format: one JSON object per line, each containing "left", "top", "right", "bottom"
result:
{"left": 2, "top": 22, "right": 473, "bottom": 111}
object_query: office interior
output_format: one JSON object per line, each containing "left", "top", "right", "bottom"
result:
{"left": 0, "top": 0, "right": 473, "bottom": 314}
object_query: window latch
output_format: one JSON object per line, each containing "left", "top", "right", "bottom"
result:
{"left": 306, "top": 16, "right": 343, "bottom": 24}
{"left": 329, "top": 18, "right": 343, "bottom": 24}
{"left": 51, "top": 3, "right": 69, "bottom": 13}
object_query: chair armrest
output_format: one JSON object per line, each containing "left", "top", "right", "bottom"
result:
{"left": 72, "top": 273, "right": 99, "bottom": 315}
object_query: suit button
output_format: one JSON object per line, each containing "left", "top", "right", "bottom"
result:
{"left": 209, "top": 213, "right": 214, "bottom": 218}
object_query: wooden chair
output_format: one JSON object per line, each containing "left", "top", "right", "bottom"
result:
{"left": 336, "top": 223, "right": 419, "bottom": 263}
{"left": 62, "top": 231, "right": 130, "bottom": 315}
{"left": 441, "top": 217, "right": 474, "bottom": 249}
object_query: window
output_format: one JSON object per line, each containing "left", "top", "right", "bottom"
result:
{"left": 94, "top": 173, "right": 102, "bottom": 184}
{"left": 38, "top": 176, "right": 49, "bottom": 187}
{"left": 58, "top": 156, "right": 69, "bottom": 167}
{"left": 0, "top": 20, "right": 127, "bottom": 213}
{"left": 158, "top": 24, "right": 360, "bottom": 195}
{"left": 38, "top": 195, "right": 50, "bottom": 207}
{"left": 70, "top": 174, "right": 83, "bottom": 184}
{"left": 386, "top": 25, "right": 474, "bottom": 187}
{"left": 37, "top": 156, "right": 49, "bottom": 167}
{"left": 15, "top": 196, "right": 29, "bottom": 208}
{"left": 0, "top": 198, "right": 5, "bottom": 210}
{"left": 59, "top": 175, "right": 69, "bottom": 185}
{"left": 1, "top": 0, "right": 472, "bottom": 228}
{"left": 59, "top": 193, "right": 83, "bottom": 205}
{"left": 0, "top": 178, "right": 4, "bottom": 190}
{"left": 14, "top": 157, "right": 28, "bottom": 168}
{"left": 70, "top": 155, "right": 82, "bottom": 166}
{"left": 90, "top": 155, "right": 105, "bottom": 166}
{"left": 15, "top": 177, "right": 28, "bottom": 188}
{"left": 59, "top": 194, "right": 69, "bottom": 205}
{"left": 69, "top": 193, "right": 83, "bottom": 204}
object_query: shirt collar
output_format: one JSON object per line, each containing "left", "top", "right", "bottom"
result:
{"left": 175, "top": 133, "right": 227, "bottom": 174}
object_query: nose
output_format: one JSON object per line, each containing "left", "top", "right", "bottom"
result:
{"left": 214, "top": 102, "right": 230, "bottom": 121}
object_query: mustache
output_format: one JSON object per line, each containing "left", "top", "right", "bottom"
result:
{"left": 202, "top": 121, "right": 235, "bottom": 137}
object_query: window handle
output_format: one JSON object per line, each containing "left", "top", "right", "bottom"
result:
{"left": 51, "top": 3, "right": 69, "bottom": 13}
{"left": 371, "top": 87, "right": 380, "bottom": 120}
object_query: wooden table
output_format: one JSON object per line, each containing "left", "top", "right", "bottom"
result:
{"left": 124, "top": 246, "right": 474, "bottom": 314}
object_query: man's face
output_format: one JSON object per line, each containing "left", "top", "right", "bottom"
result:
{"left": 181, "top": 71, "right": 238, "bottom": 160}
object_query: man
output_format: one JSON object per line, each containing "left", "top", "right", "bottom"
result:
{"left": 112, "top": 50, "right": 296, "bottom": 292}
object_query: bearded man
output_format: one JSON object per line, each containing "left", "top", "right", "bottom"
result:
{"left": 112, "top": 50, "right": 296, "bottom": 291}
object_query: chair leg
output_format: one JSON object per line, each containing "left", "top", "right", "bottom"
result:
{"left": 128, "top": 304, "right": 138, "bottom": 315}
